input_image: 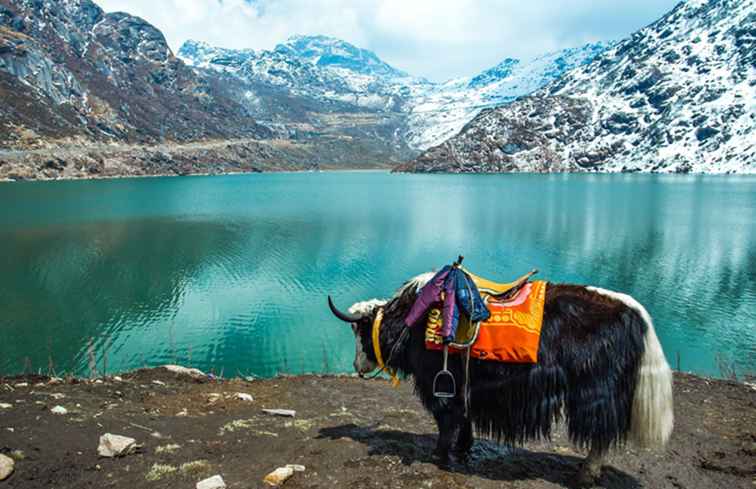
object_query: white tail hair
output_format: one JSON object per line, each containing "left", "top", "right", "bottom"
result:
{"left": 587, "top": 287, "right": 674, "bottom": 449}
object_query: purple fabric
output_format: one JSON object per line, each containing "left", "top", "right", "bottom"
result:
{"left": 440, "top": 279, "right": 456, "bottom": 337}
{"left": 404, "top": 268, "right": 450, "bottom": 327}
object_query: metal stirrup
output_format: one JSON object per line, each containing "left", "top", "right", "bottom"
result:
{"left": 433, "top": 344, "right": 456, "bottom": 398}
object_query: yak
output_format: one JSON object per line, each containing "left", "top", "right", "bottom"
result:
{"left": 328, "top": 272, "right": 674, "bottom": 486}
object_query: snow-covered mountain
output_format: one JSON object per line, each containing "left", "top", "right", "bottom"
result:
{"left": 403, "top": 0, "right": 755, "bottom": 174}
{"left": 180, "top": 36, "right": 426, "bottom": 113}
{"left": 405, "top": 43, "right": 607, "bottom": 149}
{"left": 178, "top": 36, "right": 606, "bottom": 151}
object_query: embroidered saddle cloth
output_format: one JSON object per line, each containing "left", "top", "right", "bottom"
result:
{"left": 425, "top": 280, "right": 547, "bottom": 363}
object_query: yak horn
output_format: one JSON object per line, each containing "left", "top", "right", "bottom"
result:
{"left": 328, "top": 296, "right": 363, "bottom": 323}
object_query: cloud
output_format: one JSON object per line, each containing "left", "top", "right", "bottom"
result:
{"left": 94, "top": 0, "right": 681, "bottom": 81}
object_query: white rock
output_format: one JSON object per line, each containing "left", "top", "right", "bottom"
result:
{"left": 163, "top": 365, "right": 206, "bottom": 379}
{"left": 0, "top": 454, "right": 14, "bottom": 481}
{"left": 285, "top": 464, "right": 306, "bottom": 472}
{"left": 176, "top": 408, "right": 188, "bottom": 417}
{"left": 50, "top": 393, "right": 66, "bottom": 400}
{"left": 48, "top": 377, "right": 63, "bottom": 385}
{"left": 152, "top": 380, "right": 166, "bottom": 386}
{"left": 94, "top": 379, "right": 103, "bottom": 384}
{"left": 196, "top": 474, "right": 226, "bottom": 489}
{"left": 0, "top": 403, "right": 12, "bottom": 409}
{"left": 14, "top": 383, "right": 28, "bottom": 388}
{"left": 113, "top": 376, "right": 124, "bottom": 382}
{"left": 262, "top": 409, "right": 296, "bottom": 418}
{"left": 235, "top": 393, "right": 253, "bottom": 402}
{"left": 97, "top": 433, "right": 137, "bottom": 458}
{"left": 263, "top": 466, "right": 294, "bottom": 486}
{"left": 50, "top": 405, "right": 68, "bottom": 415}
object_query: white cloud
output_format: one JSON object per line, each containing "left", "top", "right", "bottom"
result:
{"left": 94, "top": 0, "right": 681, "bottom": 81}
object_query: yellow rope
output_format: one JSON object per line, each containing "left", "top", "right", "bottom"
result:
{"left": 372, "top": 308, "right": 400, "bottom": 387}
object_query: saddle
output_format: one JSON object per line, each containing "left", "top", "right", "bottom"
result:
{"left": 426, "top": 267, "right": 545, "bottom": 358}
{"left": 462, "top": 267, "right": 539, "bottom": 300}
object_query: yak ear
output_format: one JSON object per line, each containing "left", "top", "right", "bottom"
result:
{"left": 327, "top": 296, "right": 363, "bottom": 323}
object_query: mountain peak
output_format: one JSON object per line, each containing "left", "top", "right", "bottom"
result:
{"left": 275, "top": 34, "right": 409, "bottom": 78}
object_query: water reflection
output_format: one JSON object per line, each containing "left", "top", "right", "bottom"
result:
{"left": 0, "top": 173, "right": 753, "bottom": 378}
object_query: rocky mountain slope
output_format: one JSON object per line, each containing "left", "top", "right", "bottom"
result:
{"left": 0, "top": 0, "right": 272, "bottom": 150}
{"left": 402, "top": 0, "right": 756, "bottom": 174}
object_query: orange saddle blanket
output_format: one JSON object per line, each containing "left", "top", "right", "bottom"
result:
{"left": 425, "top": 280, "right": 547, "bottom": 363}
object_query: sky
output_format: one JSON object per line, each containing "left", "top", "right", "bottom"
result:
{"left": 94, "top": 0, "right": 683, "bottom": 81}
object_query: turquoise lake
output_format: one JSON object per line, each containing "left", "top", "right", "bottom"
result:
{"left": 0, "top": 172, "right": 754, "bottom": 379}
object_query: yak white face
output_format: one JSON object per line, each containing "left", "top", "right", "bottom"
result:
{"left": 351, "top": 322, "right": 377, "bottom": 375}
{"left": 348, "top": 299, "right": 384, "bottom": 375}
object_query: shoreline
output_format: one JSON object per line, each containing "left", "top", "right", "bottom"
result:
{"left": 0, "top": 366, "right": 753, "bottom": 488}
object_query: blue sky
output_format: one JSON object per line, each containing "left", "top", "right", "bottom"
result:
{"left": 95, "top": 0, "right": 683, "bottom": 81}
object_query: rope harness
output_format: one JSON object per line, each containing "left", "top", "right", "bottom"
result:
{"left": 366, "top": 307, "right": 403, "bottom": 387}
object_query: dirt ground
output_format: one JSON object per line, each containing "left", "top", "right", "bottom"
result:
{"left": 0, "top": 368, "right": 753, "bottom": 489}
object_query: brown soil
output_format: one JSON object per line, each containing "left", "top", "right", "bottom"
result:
{"left": 0, "top": 368, "right": 753, "bottom": 488}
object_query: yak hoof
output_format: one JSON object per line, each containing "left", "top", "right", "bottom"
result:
{"left": 432, "top": 448, "right": 452, "bottom": 469}
{"left": 572, "top": 465, "right": 601, "bottom": 488}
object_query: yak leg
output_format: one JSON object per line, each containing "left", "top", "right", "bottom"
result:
{"left": 454, "top": 418, "right": 474, "bottom": 457}
{"left": 431, "top": 402, "right": 466, "bottom": 466}
{"left": 574, "top": 446, "right": 605, "bottom": 487}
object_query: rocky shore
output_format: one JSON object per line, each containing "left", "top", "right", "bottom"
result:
{"left": 0, "top": 138, "right": 392, "bottom": 181}
{"left": 0, "top": 366, "right": 753, "bottom": 488}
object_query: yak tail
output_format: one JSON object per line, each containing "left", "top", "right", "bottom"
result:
{"left": 629, "top": 306, "right": 674, "bottom": 448}
{"left": 588, "top": 287, "right": 674, "bottom": 449}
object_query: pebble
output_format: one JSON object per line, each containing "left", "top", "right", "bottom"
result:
{"left": 0, "top": 454, "right": 14, "bottom": 481}
{"left": 48, "top": 377, "right": 63, "bottom": 385}
{"left": 263, "top": 466, "right": 294, "bottom": 486}
{"left": 285, "top": 464, "right": 306, "bottom": 472}
{"left": 50, "top": 405, "right": 68, "bottom": 415}
{"left": 196, "top": 474, "right": 226, "bottom": 489}
{"left": 97, "top": 433, "right": 138, "bottom": 458}
{"left": 14, "top": 383, "right": 28, "bottom": 388}
{"left": 152, "top": 380, "right": 166, "bottom": 386}
{"left": 113, "top": 376, "right": 124, "bottom": 382}
{"left": 235, "top": 393, "right": 253, "bottom": 402}
{"left": 262, "top": 409, "right": 296, "bottom": 418}
{"left": 50, "top": 393, "right": 66, "bottom": 400}
{"left": 0, "top": 403, "right": 12, "bottom": 409}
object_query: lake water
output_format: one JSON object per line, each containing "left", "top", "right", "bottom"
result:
{"left": 0, "top": 172, "right": 754, "bottom": 379}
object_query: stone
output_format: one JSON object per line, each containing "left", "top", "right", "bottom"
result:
{"left": 0, "top": 403, "right": 12, "bottom": 409}
{"left": 152, "top": 380, "right": 166, "bottom": 386}
{"left": 262, "top": 409, "right": 296, "bottom": 418}
{"left": 50, "top": 393, "right": 66, "bottom": 400}
{"left": 263, "top": 466, "right": 294, "bottom": 486}
{"left": 113, "top": 376, "right": 124, "bottom": 382}
{"left": 235, "top": 393, "right": 253, "bottom": 402}
{"left": 50, "top": 405, "right": 68, "bottom": 415}
{"left": 163, "top": 365, "right": 206, "bottom": 379}
{"left": 0, "top": 454, "right": 14, "bottom": 481}
{"left": 285, "top": 464, "right": 305, "bottom": 472}
{"left": 205, "top": 393, "right": 222, "bottom": 404}
{"left": 97, "top": 433, "right": 137, "bottom": 458}
{"left": 48, "top": 377, "right": 63, "bottom": 385}
{"left": 196, "top": 474, "right": 226, "bottom": 489}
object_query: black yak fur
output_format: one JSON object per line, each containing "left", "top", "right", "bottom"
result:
{"left": 347, "top": 282, "right": 649, "bottom": 463}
